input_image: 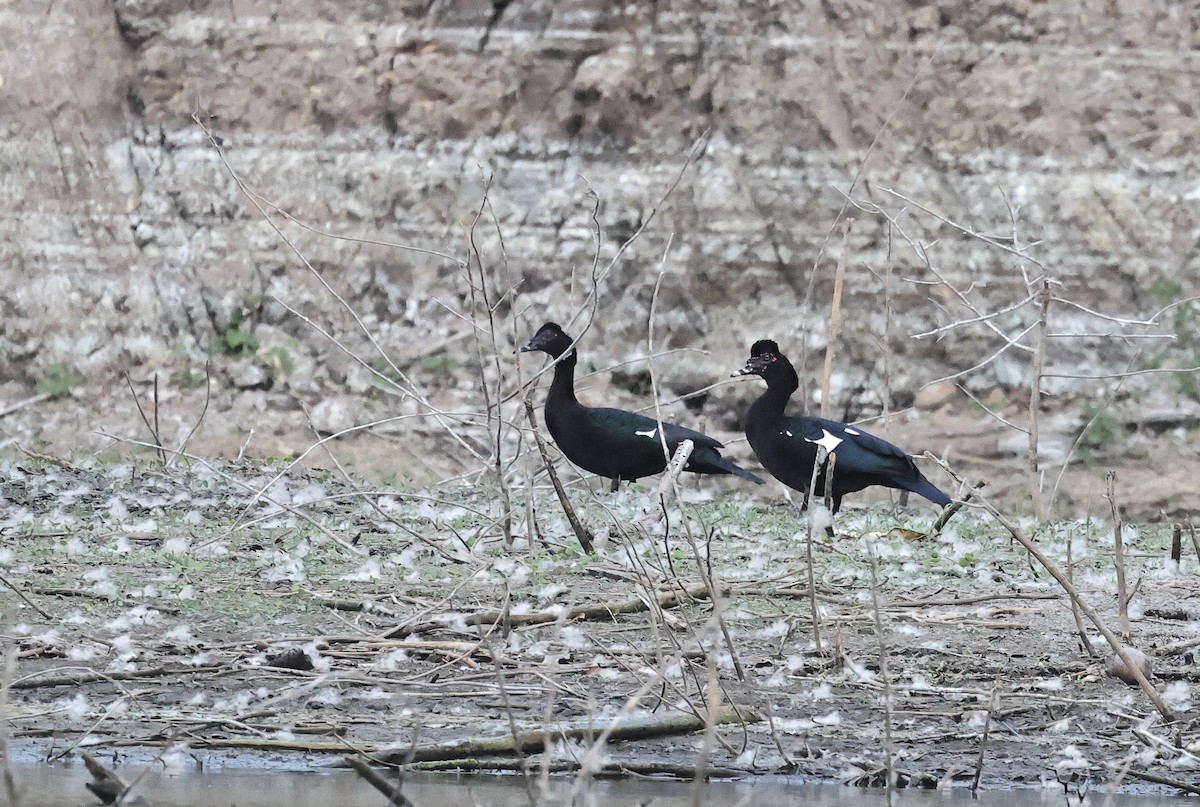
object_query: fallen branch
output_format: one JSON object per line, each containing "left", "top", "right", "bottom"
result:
{"left": 407, "top": 757, "right": 747, "bottom": 778}
{"left": 343, "top": 753, "right": 416, "bottom": 807}
{"left": 11, "top": 665, "right": 222, "bottom": 690}
{"left": 82, "top": 752, "right": 127, "bottom": 805}
{"left": 523, "top": 399, "right": 594, "bottom": 553}
{"left": 0, "top": 573, "right": 52, "bottom": 619}
{"left": 378, "top": 705, "right": 759, "bottom": 765}
{"left": 927, "top": 479, "right": 984, "bottom": 536}
{"left": 384, "top": 582, "right": 715, "bottom": 639}
{"left": 973, "top": 495, "right": 1175, "bottom": 722}
{"left": 1122, "top": 768, "right": 1200, "bottom": 796}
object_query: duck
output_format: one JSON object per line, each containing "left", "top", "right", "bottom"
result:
{"left": 521, "top": 322, "right": 765, "bottom": 492}
{"left": 732, "top": 339, "right": 950, "bottom": 513}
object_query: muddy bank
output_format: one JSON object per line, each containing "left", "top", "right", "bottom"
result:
{"left": 1, "top": 457, "right": 1197, "bottom": 802}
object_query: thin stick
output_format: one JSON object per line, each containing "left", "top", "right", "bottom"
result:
{"left": 0, "top": 392, "right": 52, "bottom": 419}
{"left": 805, "top": 446, "right": 829, "bottom": 654}
{"left": 342, "top": 754, "right": 415, "bottom": 807}
{"left": 122, "top": 371, "right": 167, "bottom": 465}
{"left": 689, "top": 649, "right": 721, "bottom": 807}
{"left": 927, "top": 478, "right": 983, "bottom": 536}
{"left": 823, "top": 452, "right": 837, "bottom": 518}
{"left": 173, "top": 358, "right": 212, "bottom": 468}
{"left": 970, "top": 684, "right": 1000, "bottom": 794}
{"left": 522, "top": 399, "right": 594, "bottom": 554}
{"left": 1190, "top": 521, "right": 1200, "bottom": 566}
{"left": 820, "top": 218, "right": 853, "bottom": 419}
{"left": 1, "top": 635, "right": 19, "bottom": 807}
{"left": 865, "top": 544, "right": 894, "bottom": 806}
{"left": 464, "top": 176, "right": 514, "bottom": 546}
{"left": 955, "top": 483, "right": 1175, "bottom": 722}
{"left": 1027, "top": 279, "right": 1051, "bottom": 519}
{"left": 0, "top": 574, "right": 51, "bottom": 619}
{"left": 1065, "top": 527, "right": 1096, "bottom": 657}
{"left": 1106, "top": 471, "right": 1131, "bottom": 641}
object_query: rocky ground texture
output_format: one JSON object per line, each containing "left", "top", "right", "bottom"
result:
{"left": 2, "top": 1, "right": 1200, "bottom": 518}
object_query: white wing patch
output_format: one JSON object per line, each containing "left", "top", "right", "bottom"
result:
{"left": 634, "top": 428, "right": 658, "bottom": 439}
{"left": 784, "top": 430, "right": 793, "bottom": 437}
{"left": 805, "top": 428, "right": 844, "bottom": 454}
{"left": 844, "top": 427, "right": 860, "bottom": 436}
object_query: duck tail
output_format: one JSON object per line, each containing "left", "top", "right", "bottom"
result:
{"left": 691, "top": 449, "right": 765, "bottom": 485}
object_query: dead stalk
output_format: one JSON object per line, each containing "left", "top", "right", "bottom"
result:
{"left": 464, "top": 176, "right": 514, "bottom": 546}
{"left": 1028, "top": 279, "right": 1051, "bottom": 519}
{"left": 478, "top": 594, "right": 538, "bottom": 807}
{"left": 967, "top": 488, "right": 1175, "bottom": 721}
{"left": 1105, "top": 472, "right": 1131, "bottom": 641}
{"left": 927, "top": 478, "right": 983, "bottom": 536}
{"left": 1, "top": 634, "right": 18, "bottom": 807}
{"left": 689, "top": 650, "right": 721, "bottom": 807}
{"left": 522, "top": 399, "right": 594, "bottom": 554}
{"left": 820, "top": 218, "right": 853, "bottom": 419}
{"left": 804, "top": 446, "right": 829, "bottom": 654}
{"left": 866, "top": 545, "right": 894, "bottom": 806}
{"left": 122, "top": 371, "right": 167, "bottom": 465}
{"left": 1065, "top": 527, "right": 1096, "bottom": 657}
{"left": 970, "top": 684, "right": 1000, "bottom": 794}
{"left": 647, "top": 252, "right": 746, "bottom": 682}
{"left": 342, "top": 754, "right": 415, "bottom": 807}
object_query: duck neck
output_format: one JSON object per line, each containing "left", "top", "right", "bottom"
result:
{"left": 546, "top": 350, "right": 579, "bottom": 407}
{"left": 747, "top": 365, "right": 799, "bottom": 427}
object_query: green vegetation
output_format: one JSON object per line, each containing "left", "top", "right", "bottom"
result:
{"left": 421, "top": 352, "right": 462, "bottom": 375}
{"left": 1148, "top": 278, "right": 1200, "bottom": 400}
{"left": 37, "top": 363, "right": 84, "bottom": 398}
{"left": 217, "top": 311, "right": 260, "bottom": 356}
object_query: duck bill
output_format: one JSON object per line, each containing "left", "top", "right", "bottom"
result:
{"left": 731, "top": 356, "right": 769, "bottom": 377}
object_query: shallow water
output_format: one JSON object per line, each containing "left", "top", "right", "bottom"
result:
{"left": 7, "top": 764, "right": 1191, "bottom": 807}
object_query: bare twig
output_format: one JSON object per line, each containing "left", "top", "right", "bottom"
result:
{"left": 970, "top": 684, "right": 1000, "bottom": 794}
{"left": 1065, "top": 527, "right": 1096, "bottom": 657}
{"left": 927, "top": 477, "right": 982, "bottom": 536}
{"left": 173, "top": 358, "right": 212, "bottom": 468}
{"left": 521, "top": 399, "right": 594, "bottom": 554}
{"left": 0, "top": 574, "right": 51, "bottom": 620}
{"left": 866, "top": 544, "right": 894, "bottom": 806}
{"left": 820, "top": 218, "right": 853, "bottom": 419}
{"left": 343, "top": 754, "right": 415, "bottom": 807}
{"left": 122, "top": 371, "right": 167, "bottom": 465}
{"left": 370, "top": 705, "right": 757, "bottom": 771}
{"left": 941, "top": 474, "right": 1175, "bottom": 722}
{"left": 804, "top": 446, "right": 829, "bottom": 654}
{"left": 1106, "top": 472, "right": 1131, "bottom": 641}
{"left": 1, "top": 634, "right": 19, "bottom": 807}
{"left": 0, "top": 392, "right": 52, "bottom": 419}
{"left": 464, "top": 174, "right": 514, "bottom": 547}
{"left": 1027, "top": 279, "right": 1051, "bottom": 519}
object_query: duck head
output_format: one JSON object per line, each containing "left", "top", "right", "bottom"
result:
{"left": 521, "top": 322, "right": 575, "bottom": 359}
{"left": 731, "top": 339, "right": 782, "bottom": 377}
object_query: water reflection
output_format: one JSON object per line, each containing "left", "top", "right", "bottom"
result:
{"left": 8, "top": 764, "right": 1188, "bottom": 807}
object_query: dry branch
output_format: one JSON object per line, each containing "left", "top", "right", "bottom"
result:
{"left": 10, "top": 665, "right": 222, "bottom": 690}
{"left": 376, "top": 705, "right": 758, "bottom": 766}
{"left": 820, "top": 218, "right": 852, "bottom": 420}
{"left": 384, "top": 582, "right": 715, "bottom": 640}
{"left": 343, "top": 753, "right": 416, "bottom": 807}
{"left": 1105, "top": 472, "right": 1132, "bottom": 640}
{"left": 522, "top": 399, "right": 594, "bottom": 554}
{"left": 970, "top": 493, "right": 1175, "bottom": 722}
